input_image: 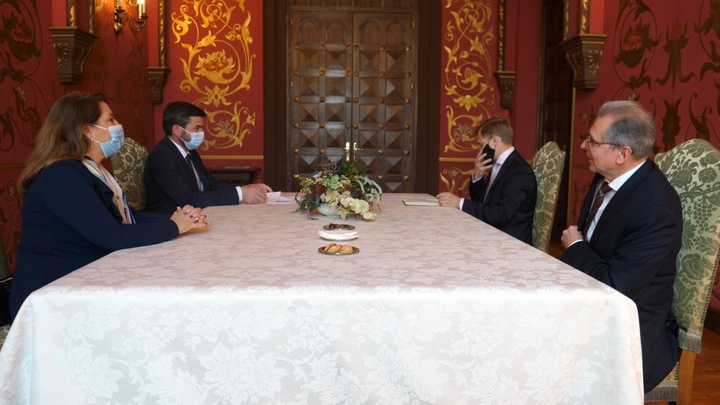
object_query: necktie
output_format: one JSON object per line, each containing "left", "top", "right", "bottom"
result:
{"left": 185, "top": 154, "right": 203, "bottom": 190}
{"left": 483, "top": 163, "right": 502, "bottom": 203}
{"left": 584, "top": 181, "right": 612, "bottom": 236}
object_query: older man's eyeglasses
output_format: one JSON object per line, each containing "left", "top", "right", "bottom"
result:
{"left": 583, "top": 135, "right": 620, "bottom": 148}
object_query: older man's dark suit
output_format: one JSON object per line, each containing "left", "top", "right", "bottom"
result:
{"left": 144, "top": 136, "right": 240, "bottom": 214}
{"left": 461, "top": 149, "right": 537, "bottom": 245}
{"left": 561, "top": 159, "right": 682, "bottom": 392}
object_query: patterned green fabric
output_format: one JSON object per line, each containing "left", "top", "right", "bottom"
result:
{"left": 110, "top": 138, "right": 148, "bottom": 211}
{"left": 0, "top": 324, "right": 8, "bottom": 350}
{"left": 656, "top": 138, "right": 720, "bottom": 354}
{"left": 531, "top": 142, "right": 565, "bottom": 253}
{"left": 645, "top": 139, "right": 719, "bottom": 403}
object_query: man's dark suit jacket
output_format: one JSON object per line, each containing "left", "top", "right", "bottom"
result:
{"left": 461, "top": 149, "right": 537, "bottom": 245}
{"left": 144, "top": 136, "right": 240, "bottom": 214}
{"left": 10, "top": 160, "right": 178, "bottom": 322}
{"left": 561, "top": 159, "right": 682, "bottom": 392}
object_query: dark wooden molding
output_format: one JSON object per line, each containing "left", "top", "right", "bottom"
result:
{"left": 494, "top": 70, "right": 516, "bottom": 109}
{"left": 147, "top": 66, "right": 170, "bottom": 105}
{"left": 560, "top": 34, "right": 606, "bottom": 90}
{"left": 49, "top": 27, "right": 97, "bottom": 84}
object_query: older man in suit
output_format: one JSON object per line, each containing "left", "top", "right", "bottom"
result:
{"left": 561, "top": 100, "right": 682, "bottom": 392}
{"left": 437, "top": 117, "right": 537, "bottom": 245}
{"left": 144, "top": 101, "right": 272, "bottom": 214}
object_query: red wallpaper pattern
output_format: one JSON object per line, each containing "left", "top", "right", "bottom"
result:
{"left": 0, "top": 0, "right": 154, "bottom": 272}
{"left": 156, "top": 0, "right": 264, "bottom": 171}
{"left": 1, "top": 1, "right": 718, "bottom": 309}
{"left": 572, "top": 0, "right": 720, "bottom": 310}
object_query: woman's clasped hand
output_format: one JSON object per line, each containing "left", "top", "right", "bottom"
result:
{"left": 171, "top": 205, "right": 209, "bottom": 232}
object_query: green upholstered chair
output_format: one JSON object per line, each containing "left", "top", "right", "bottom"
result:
{"left": 531, "top": 141, "right": 566, "bottom": 253}
{"left": 0, "top": 237, "right": 11, "bottom": 349}
{"left": 110, "top": 137, "right": 148, "bottom": 211}
{"left": 645, "top": 139, "right": 720, "bottom": 405}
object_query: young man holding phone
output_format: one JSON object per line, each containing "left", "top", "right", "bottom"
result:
{"left": 436, "top": 117, "right": 537, "bottom": 245}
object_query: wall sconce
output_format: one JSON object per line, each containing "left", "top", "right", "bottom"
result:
{"left": 114, "top": 0, "right": 148, "bottom": 37}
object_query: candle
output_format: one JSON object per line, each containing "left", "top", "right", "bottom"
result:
{"left": 138, "top": 0, "right": 145, "bottom": 16}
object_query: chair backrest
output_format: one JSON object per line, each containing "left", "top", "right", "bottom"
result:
{"left": 656, "top": 138, "right": 720, "bottom": 353}
{"left": 531, "top": 141, "right": 566, "bottom": 252}
{"left": 110, "top": 137, "right": 148, "bottom": 211}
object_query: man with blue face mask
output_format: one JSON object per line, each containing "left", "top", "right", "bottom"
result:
{"left": 144, "top": 101, "right": 273, "bottom": 214}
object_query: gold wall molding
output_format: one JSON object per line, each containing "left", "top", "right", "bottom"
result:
{"left": 50, "top": 27, "right": 97, "bottom": 84}
{"left": 561, "top": 34, "right": 606, "bottom": 90}
{"left": 439, "top": 157, "right": 475, "bottom": 163}
{"left": 148, "top": 0, "right": 169, "bottom": 104}
{"left": 202, "top": 155, "right": 264, "bottom": 161}
{"left": 563, "top": 0, "right": 570, "bottom": 40}
{"left": 494, "top": 0, "right": 513, "bottom": 110}
{"left": 497, "top": 0, "right": 506, "bottom": 71}
{"left": 579, "top": 0, "right": 590, "bottom": 34}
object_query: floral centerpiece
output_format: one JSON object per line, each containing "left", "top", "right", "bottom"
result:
{"left": 296, "top": 161, "right": 382, "bottom": 220}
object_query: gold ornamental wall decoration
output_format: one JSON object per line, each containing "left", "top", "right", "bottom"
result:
{"left": 442, "top": 0, "right": 497, "bottom": 155}
{"left": 171, "top": 0, "right": 256, "bottom": 149}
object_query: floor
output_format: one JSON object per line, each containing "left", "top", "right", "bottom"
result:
{"left": 675, "top": 327, "right": 720, "bottom": 405}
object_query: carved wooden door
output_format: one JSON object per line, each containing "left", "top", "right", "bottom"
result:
{"left": 289, "top": 8, "right": 417, "bottom": 192}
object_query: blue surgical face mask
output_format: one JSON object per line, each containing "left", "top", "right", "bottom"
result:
{"left": 180, "top": 127, "right": 205, "bottom": 150}
{"left": 90, "top": 124, "right": 125, "bottom": 158}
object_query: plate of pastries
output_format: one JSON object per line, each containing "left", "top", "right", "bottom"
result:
{"left": 318, "top": 243, "right": 359, "bottom": 255}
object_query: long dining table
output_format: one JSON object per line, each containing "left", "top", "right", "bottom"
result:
{"left": 0, "top": 194, "right": 643, "bottom": 404}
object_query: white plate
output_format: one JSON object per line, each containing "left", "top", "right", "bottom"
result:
{"left": 318, "top": 230, "right": 358, "bottom": 241}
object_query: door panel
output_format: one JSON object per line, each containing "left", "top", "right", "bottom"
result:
{"left": 289, "top": 8, "right": 416, "bottom": 192}
{"left": 353, "top": 13, "right": 415, "bottom": 192}
{"left": 291, "top": 12, "right": 353, "bottom": 182}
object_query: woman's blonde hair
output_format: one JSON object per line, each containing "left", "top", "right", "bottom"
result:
{"left": 18, "top": 92, "right": 106, "bottom": 195}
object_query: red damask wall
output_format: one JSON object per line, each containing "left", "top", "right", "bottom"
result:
{"left": 571, "top": 0, "right": 720, "bottom": 313}
{"left": 0, "top": 0, "right": 154, "bottom": 273}
{"left": 437, "top": 0, "right": 541, "bottom": 199}
{"left": 153, "top": 1, "right": 264, "bottom": 170}
{"left": 1, "top": 1, "right": 718, "bottom": 313}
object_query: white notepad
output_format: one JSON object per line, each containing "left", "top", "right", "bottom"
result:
{"left": 402, "top": 198, "right": 440, "bottom": 206}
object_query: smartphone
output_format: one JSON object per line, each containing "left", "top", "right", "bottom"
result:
{"left": 481, "top": 144, "right": 495, "bottom": 164}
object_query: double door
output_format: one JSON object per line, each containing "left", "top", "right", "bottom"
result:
{"left": 289, "top": 10, "right": 417, "bottom": 192}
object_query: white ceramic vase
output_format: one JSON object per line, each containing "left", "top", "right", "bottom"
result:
{"left": 317, "top": 203, "right": 341, "bottom": 217}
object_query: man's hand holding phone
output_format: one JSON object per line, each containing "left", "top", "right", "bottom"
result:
{"left": 473, "top": 144, "right": 495, "bottom": 180}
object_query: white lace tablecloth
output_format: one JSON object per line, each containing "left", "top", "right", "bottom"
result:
{"left": 0, "top": 195, "right": 643, "bottom": 404}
